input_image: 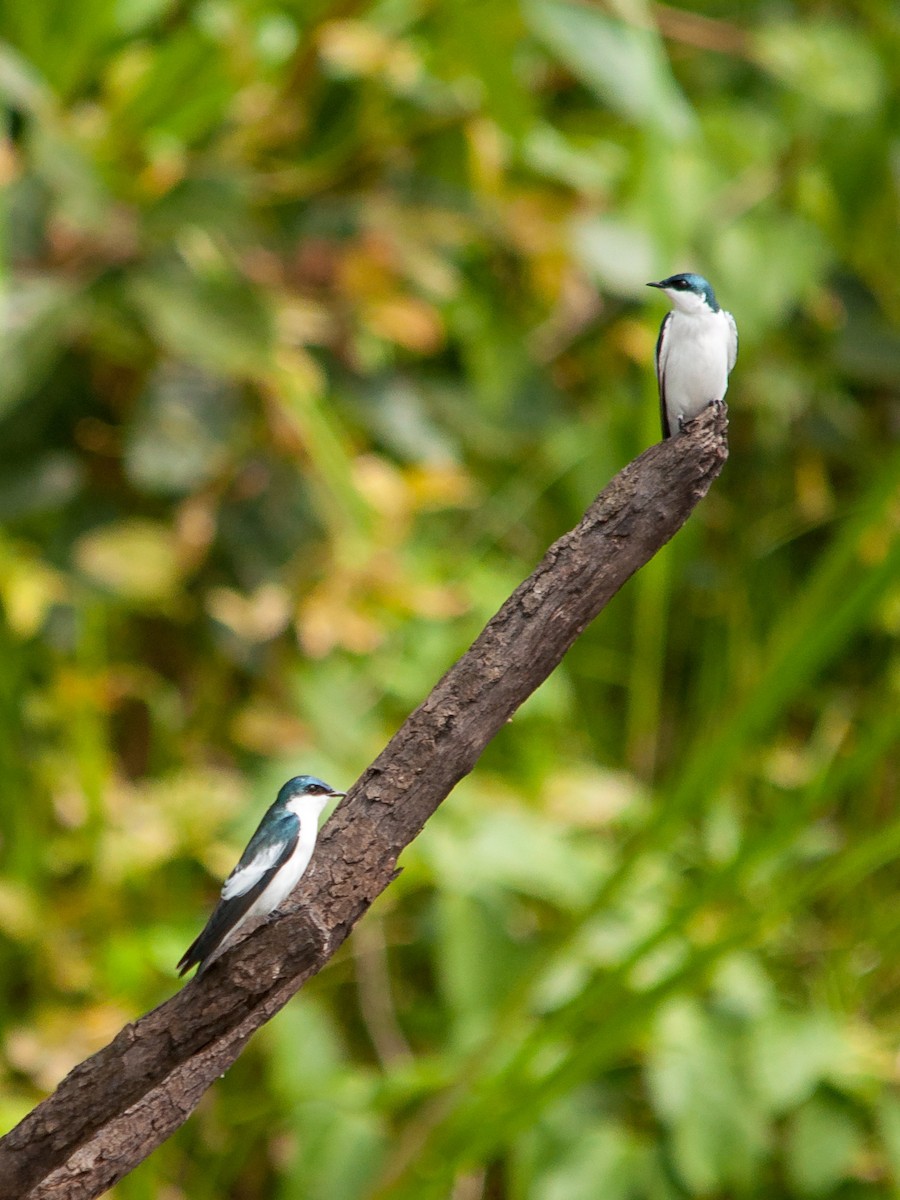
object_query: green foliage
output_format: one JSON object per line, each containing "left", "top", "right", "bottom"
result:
{"left": 1, "top": 1, "right": 899, "bottom": 1197}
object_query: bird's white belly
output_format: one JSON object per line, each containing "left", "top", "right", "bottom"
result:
{"left": 221, "top": 830, "right": 318, "bottom": 955}
{"left": 247, "top": 834, "right": 316, "bottom": 922}
{"left": 663, "top": 316, "right": 731, "bottom": 424}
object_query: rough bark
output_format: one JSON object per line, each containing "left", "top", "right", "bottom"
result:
{"left": 0, "top": 406, "right": 728, "bottom": 1200}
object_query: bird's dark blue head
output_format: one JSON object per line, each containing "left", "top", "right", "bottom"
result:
{"left": 648, "top": 273, "right": 719, "bottom": 313}
{"left": 274, "top": 775, "right": 346, "bottom": 814}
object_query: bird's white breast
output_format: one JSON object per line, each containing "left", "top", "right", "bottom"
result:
{"left": 661, "top": 308, "right": 733, "bottom": 425}
{"left": 246, "top": 815, "right": 319, "bottom": 922}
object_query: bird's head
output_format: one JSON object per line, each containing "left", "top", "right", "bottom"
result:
{"left": 647, "top": 273, "right": 719, "bottom": 314}
{"left": 275, "top": 775, "right": 346, "bottom": 818}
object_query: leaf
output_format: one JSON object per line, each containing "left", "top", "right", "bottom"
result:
{"left": 0, "top": 278, "right": 81, "bottom": 417}
{"left": 435, "top": 890, "right": 532, "bottom": 1046}
{"left": 265, "top": 999, "right": 346, "bottom": 1101}
{"left": 0, "top": 551, "right": 65, "bottom": 638}
{"left": 109, "top": 27, "right": 232, "bottom": 144}
{"left": 648, "top": 1000, "right": 768, "bottom": 1193}
{"left": 785, "top": 1094, "right": 864, "bottom": 1195}
{"left": 0, "top": 0, "right": 118, "bottom": 98}
{"left": 749, "top": 1010, "right": 854, "bottom": 1115}
{"left": 523, "top": 0, "right": 694, "bottom": 137}
{"left": 524, "top": 124, "right": 624, "bottom": 194}
{"left": 279, "top": 1101, "right": 386, "bottom": 1200}
{"left": 530, "top": 1122, "right": 645, "bottom": 1200}
{"left": 434, "top": 0, "right": 535, "bottom": 136}
{"left": 713, "top": 214, "right": 830, "bottom": 338}
{"left": 418, "top": 798, "right": 608, "bottom": 909}
{"left": 30, "top": 121, "right": 113, "bottom": 230}
{"left": 265, "top": 1006, "right": 388, "bottom": 1200}
{"left": 754, "top": 20, "right": 886, "bottom": 115}
{"left": 74, "top": 519, "right": 182, "bottom": 601}
{"left": 115, "top": 0, "right": 180, "bottom": 37}
{"left": 125, "top": 362, "right": 242, "bottom": 495}
{"left": 877, "top": 1091, "right": 900, "bottom": 1190}
{"left": 0, "top": 39, "right": 53, "bottom": 114}
{"left": 571, "top": 216, "right": 656, "bottom": 295}
{"left": 128, "top": 259, "right": 274, "bottom": 375}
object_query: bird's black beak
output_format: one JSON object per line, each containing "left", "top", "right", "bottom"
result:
{"left": 329, "top": 790, "right": 347, "bottom": 800}
{"left": 647, "top": 280, "right": 664, "bottom": 289}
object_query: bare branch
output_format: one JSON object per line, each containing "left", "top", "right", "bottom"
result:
{"left": 0, "top": 406, "right": 728, "bottom": 1200}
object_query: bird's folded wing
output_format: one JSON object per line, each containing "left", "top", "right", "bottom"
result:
{"left": 726, "top": 312, "right": 738, "bottom": 372}
{"left": 656, "top": 311, "right": 673, "bottom": 438}
{"left": 208, "top": 832, "right": 298, "bottom": 932}
{"left": 176, "top": 829, "right": 300, "bottom": 975}
{"left": 222, "top": 838, "right": 289, "bottom": 899}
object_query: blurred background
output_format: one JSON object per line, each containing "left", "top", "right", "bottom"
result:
{"left": 2, "top": 0, "right": 900, "bottom": 1196}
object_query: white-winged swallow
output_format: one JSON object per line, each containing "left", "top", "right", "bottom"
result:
{"left": 648, "top": 272, "right": 738, "bottom": 439}
{"left": 177, "top": 774, "right": 345, "bottom": 976}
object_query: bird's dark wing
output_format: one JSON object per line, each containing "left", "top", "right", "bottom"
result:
{"left": 177, "top": 820, "right": 299, "bottom": 976}
{"left": 220, "top": 809, "right": 298, "bottom": 900}
{"left": 655, "top": 311, "right": 673, "bottom": 439}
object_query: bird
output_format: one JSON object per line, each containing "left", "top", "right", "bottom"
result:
{"left": 647, "top": 273, "right": 738, "bottom": 439}
{"left": 177, "top": 774, "right": 346, "bottom": 976}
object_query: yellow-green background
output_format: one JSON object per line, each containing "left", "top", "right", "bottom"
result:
{"left": 2, "top": 1, "right": 900, "bottom": 1196}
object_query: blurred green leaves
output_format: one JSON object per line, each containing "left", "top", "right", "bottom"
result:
{"left": 127, "top": 258, "right": 274, "bottom": 375}
{"left": 524, "top": 0, "right": 694, "bottom": 138}
{"left": 0, "top": 277, "right": 82, "bottom": 416}
{"left": 125, "top": 364, "right": 242, "bottom": 495}
{"left": 786, "top": 1095, "right": 865, "bottom": 1196}
{"left": 75, "top": 519, "right": 183, "bottom": 602}
{"left": 649, "top": 1000, "right": 769, "bottom": 1192}
{"left": 753, "top": 19, "right": 887, "bottom": 115}
{"left": 1, "top": 0, "right": 900, "bottom": 1198}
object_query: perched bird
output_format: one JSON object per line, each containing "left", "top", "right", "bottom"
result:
{"left": 648, "top": 273, "right": 738, "bottom": 439}
{"left": 177, "top": 774, "right": 345, "bottom": 976}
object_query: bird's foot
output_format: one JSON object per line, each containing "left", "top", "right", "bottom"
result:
{"left": 675, "top": 399, "right": 724, "bottom": 437}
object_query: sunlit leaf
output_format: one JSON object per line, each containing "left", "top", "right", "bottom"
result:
{"left": 749, "top": 1010, "right": 854, "bottom": 1115}
{"left": 74, "top": 519, "right": 182, "bottom": 601}
{"left": 754, "top": 20, "right": 887, "bottom": 114}
{"left": 418, "top": 794, "right": 608, "bottom": 909}
{"left": 108, "top": 26, "right": 232, "bottom": 144}
{"left": 527, "top": 1120, "right": 645, "bottom": 1200}
{"left": 648, "top": 1000, "right": 769, "bottom": 1193}
{"left": 0, "top": 549, "right": 66, "bottom": 637}
{"left": 572, "top": 216, "right": 656, "bottom": 295}
{"left": 0, "top": 39, "right": 53, "bottom": 113}
{"left": 0, "top": 0, "right": 118, "bottom": 97}
{"left": 785, "top": 1094, "right": 864, "bottom": 1195}
{"left": 877, "top": 1091, "right": 900, "bottom": 1191}
{"left": 523, "top": 0, "right": 694, "bottom": 137}
{"left": 128, "top": 259, "right": 274, "bottom": 374}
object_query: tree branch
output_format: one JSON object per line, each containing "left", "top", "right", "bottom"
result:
{"left": 0, "top": 406, "right": 728, "bottom": 1200}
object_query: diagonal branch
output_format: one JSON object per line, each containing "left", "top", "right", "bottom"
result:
{"left": 0, "top": 406, "right": 728, "bottom": 1200}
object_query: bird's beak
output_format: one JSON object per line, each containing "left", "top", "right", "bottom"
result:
{"left": 647, "top": 281, "right": 664, "bottom": 289}
{"left": 329, "top": 790, "right": 347, "bottom": 800}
